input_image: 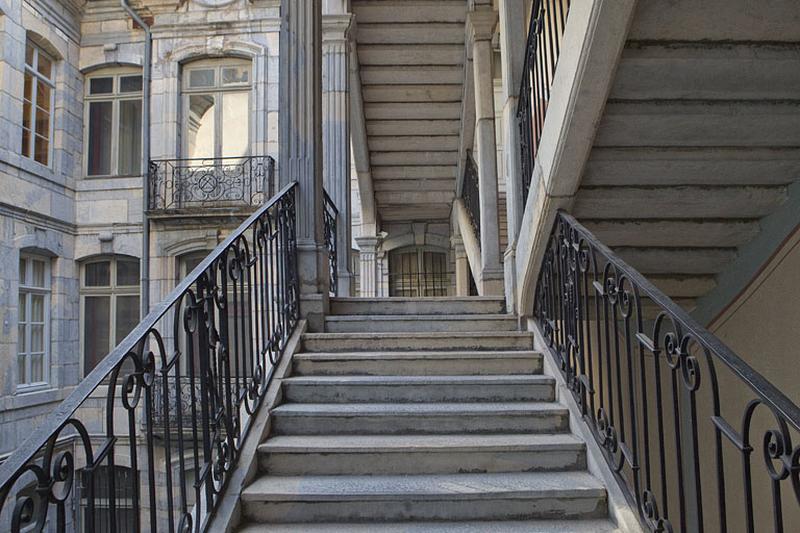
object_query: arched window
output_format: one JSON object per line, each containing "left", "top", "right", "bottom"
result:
{"left": 182, "top": 58, "right": 251, "bottom": 159}
{"left": 22, "top": 39, "right": 55, "bottom": 166}
{"left": 389, "top": 246, "right": 450, "bottom": 297}
{"left": 80, "top": 256, "right": 140, "bottom": 376}
{"left": 84, "top": 67, "right": 143, "bottom": 176}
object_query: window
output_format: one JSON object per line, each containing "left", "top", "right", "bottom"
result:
{"left": 182, "top": 59, "right": 251, "bottom": 159}
{"left": 22, "top": 41, "right": 54, "bottom": 166}
{"left": 18, "top": 255, "right": 51, "bottom": 388}
{"left": 389, "top": 247, "right": 450, "bottom": 297}
{"left": 81, "top": 257, "right": 140, "bottom": 376}
{"left": 85, "top": 69, "right": 143, "bottom": 176}
{"left": 79, "top": 465, "right": 136, "bottom": 532}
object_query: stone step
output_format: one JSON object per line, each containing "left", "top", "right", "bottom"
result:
{"left": 282, "top": 375, "right": 555, "bottom": 403}
{"left": 324, "top": 314, "right": 518, "bottom": 333}
{"left": 292, "top": 351, "right": 542, "bottom": 376}
{"left": 258, "top": 434, "right": 586, "bottom": 476}
{"left": 241, "top": 472, "right": 608, "bottom": 523}
{"left": 239, "top": 518, "right": 620, "bottom": 532}
{"left": 271, "top": 402, "right": 569, "bottom": 436}
{"left": 300, "top": 332, "right": 533, "bottom": 353}
{"left": 329, "top": 297, "right": 505, "bottom": 316}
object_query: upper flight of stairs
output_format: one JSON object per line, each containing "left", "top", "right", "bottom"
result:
{"left": 237, "top": 297, "right": 620, "bottom": 532}
{"left": 573, "top": 0, "right": 800, "bottom": 312}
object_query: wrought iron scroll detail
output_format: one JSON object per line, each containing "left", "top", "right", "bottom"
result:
{"left": 516, "top": 0, "right": 570, "bottom": 205}
{"left": 149, "top": 155, "right": 275, "bottom": 211}
{"left": 533, "top": 211, "right": 800, "bottom": 532}
{"left": 0, "top": 183, "right": 300, "bottom": 533}
{"left": 461, "top": 151, "right": 481, "bottom": 243}
{"left": 323, "top": 189, "right": 338, "bottom": 296}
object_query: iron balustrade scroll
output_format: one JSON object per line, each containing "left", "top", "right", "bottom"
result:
{"left": 461, "top": 151, "right": 481, "bottom": 243}
{"left": 533, "top": 211, "right": 800, "bottom": 532}
{"left": 149, "top": 155, "right": 275, "bottom": 211}
{"left": 0, "top": 182, "right": 300, "bottom": 533}
{"left": 517, "top": 0, "right": 570, "bottom": 205}
{"left": 323, "top": 189, "right": 338, "bottom": 296}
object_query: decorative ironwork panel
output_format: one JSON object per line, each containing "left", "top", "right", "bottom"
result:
{"left": 516, "top": 0, "right": 571, "bottom": 205}
{"left": 461, "top": 151, "right": 481, "bottom": 242}
{"left": 0, "top": 183, "right": 300, "bottom": 533}
{"left": 323, "top": 189, "right": 338, "bottom": 296}
{"left": 533, "top": 211, "right": 800, "bottom": 532}
{"left": 149, "top": 155, "right": 275, "bottom": 211}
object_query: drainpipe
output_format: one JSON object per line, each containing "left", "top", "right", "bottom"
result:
{"left": 120, "top": 0, "right": 152, "bottom": 318}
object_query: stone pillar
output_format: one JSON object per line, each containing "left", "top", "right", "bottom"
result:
{"left": 323, "top": 6, "right": 354, "bottom": 296}
{"left": 468, "top": 9, "right": 504, "bottom": 296}
{"left": 452, "top": 236, "right": 470, "bottom": 297}
{"left": 355, "top": 236, "right": 379, "bottom": 297}
{"left": 280, "top": 0, "right": 328, "bottom": 328}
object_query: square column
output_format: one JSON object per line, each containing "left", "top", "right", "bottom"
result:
{"left": 280, "top": 0, "right": 328, "bottom": 328}
{"left": 451, "top": 236, "right": 470, "bottom": 297}
{"left": 468, "top": 9, "right": 504, "bottom": 296}
{"left": 355, "top": 235, "right": 380, "bottom": 297}
{"left": 323, "top": 13, "right": 354, "bottom": 297}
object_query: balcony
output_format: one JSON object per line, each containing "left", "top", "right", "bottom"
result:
{"left": 148, "top": 155, "right": 275, "bottom": 214}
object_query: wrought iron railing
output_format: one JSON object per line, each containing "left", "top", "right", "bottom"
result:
{"left": 461, "top": 151, "right": 481, "bottom": 242}
{"left": 0, "top": 182, "right": 300, "bottom": 533}
{"left": 534, "top": 211, "right": 800, "bottom": 532}
{"left": 149, "top": 155, "right": 275, "bottom": 211}
{"left": 517, "top": 0, "right": 570, "bottom": 205}
{"left": 323, "top": 189, "right": 338, "bottom": 296}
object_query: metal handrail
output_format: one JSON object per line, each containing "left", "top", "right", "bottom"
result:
{"left": 323, "top": 189, "right": 338, "bottom": 296}
{"left": 0, "top": 182, "right": 300, "bottom": 533}
{"left": 533, "top": 210, "right": 800, "bottom": 532}
{"left": 461, "top": 151, "right": 481, "bottom": 242}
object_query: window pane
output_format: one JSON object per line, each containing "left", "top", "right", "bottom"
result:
{"left": 221, "top": 66, "right": 249, "bottom": 85}
{"left": 85, "top": 261, "right": 111, "bottom": 286}
{"left": 88, "top": 101, "right": 113, "bottom": 175}
{"left": 221, "top": 92, "right": 249, "bottom": 158}
{"left": 19, "top": 258, "right": 27, "bottom": 285}
{"left": 186, "top": 94, "right": 215, "bottom": 159}
{"left": 116, "top": 259, "right": 140, "bottom": 286}
{"left": 84, "top": 296, "right": 110, "bottom": 375}
{"left": 24, "top": 74, "right": 32, "bottom": 104}
{"left": 19, "top": 294, "right": 27, "bottom": 322}
{"left": 118, "top": 99, "right": 142, "bottom": 175}
{"left": 33, "top": 136, "right": 49, "bottom": 165}
{"left": 31, "top": 324, "right": 44, "bottom": 352}
{"left": 30, "top": 259, "right": 45, "bottom": 287}
{"left": 89, "top": 77, "right": 113, "bottom": 95}
{"left": 115, "top": 295, "right": 140, "bottom": 344}
{"left": 30, "top": 354, "right": 44, "bottom": 383}
{"left": 31, "top": 294, "right": 44, "bottom": 322}
{"left": 188, "top": 69, "right": 215, "bottom": 88}
{"left": 25, "top": 43, "right": 34, "bottom": 67}
{"left": 35, "top": 107, "right": 50, "bottom": 139}
{"left": 18, "top": 355, "right": 27, "bottom": 384}
{"left": 120, "top": 75, "right": 142, "bottom": 93}
{"left": 21, "top": 128, "right": 31, "bottom": 157}
{"left": 37, "top": 53, "right": 52, "bottom": 79}
{"left": 18, "top": 324, "right": 26, "bottom": 354}
{"left": 36, "top": 81, "right": 51, "bottom": 112}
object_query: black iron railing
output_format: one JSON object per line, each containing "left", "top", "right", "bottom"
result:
{"left": 461, "top": 151, "right": 481, "bottom": 242}
{"left": 0, "top": 182, "right": 300, "bottom": 533}
{"left": 517, "top": 0, "right": 570, "bottom": 205}
{"left": 323, "top": 189, "right": 338, "bottom": 296}
{"left": 534, "top": 211, "right": 800, "bottom": 532}
{"left": 149, "top": 155, "right": 275, "bottom": 211}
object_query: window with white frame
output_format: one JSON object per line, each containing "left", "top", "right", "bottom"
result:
{"left": 182, "top": 59, "right": 251, "bottom": 159}
{"left": 85, "top": 69, "right": 143, "bottom": 176}
{"left": 22, "top": 40, "right": 55, "bottom": 166}
{"left": 18, "top": 255, "right": 51, "bottom": 388}
{"left": 81, "top": 256, "right": 140, "bottom": 376}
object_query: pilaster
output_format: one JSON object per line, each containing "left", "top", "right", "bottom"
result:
{"left": 355, "top": 235, "right": 380, "bottom": 297}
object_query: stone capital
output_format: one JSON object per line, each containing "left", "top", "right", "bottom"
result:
{"left": 322, "top": 14, "right": 354, "bottom": 42}
{"left": 355, "top": 235, "right": 381, "bottom": 251}
{"left": 467, "top": 10, "right": 499, "bottom": 43}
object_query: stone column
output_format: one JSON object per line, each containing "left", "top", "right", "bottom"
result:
{"left": 355, "top": 235, "right": 379, "bottom": 297}
{"left": 468, "top": 9, "right": 504, "bottom": 296}
{"left": 323, "top": 6, "right": 354, "bottom": 296}
{"left": 280, "top": 0, "right": 328, "bottom": 328}
{"left": 498, "top": 0, "right": 527, "bottom": 313}
{"left": 452, "top": 236, "right": 470, "bottom": 296}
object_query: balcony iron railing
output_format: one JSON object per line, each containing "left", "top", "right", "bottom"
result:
{"left": 517, "top": 0, "right": 571, "bottom": 205}
{"left": 322, "top": 189, "right": 338, "bottom": 296}
{"left": 149, "top": 155, "right": 275, "bottom": 211}
{"left": 461, "top": 150, "right": 481, "bottom": 243}
{"left": 0, "top": 182, "right": 300, "bottom": 533}
{"left": 533, "top": 211, "right": 800, "bottom": 532}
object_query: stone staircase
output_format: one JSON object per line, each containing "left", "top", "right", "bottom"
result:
{"left": 237, "top": 298, "right": 619, "bottom": 531}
